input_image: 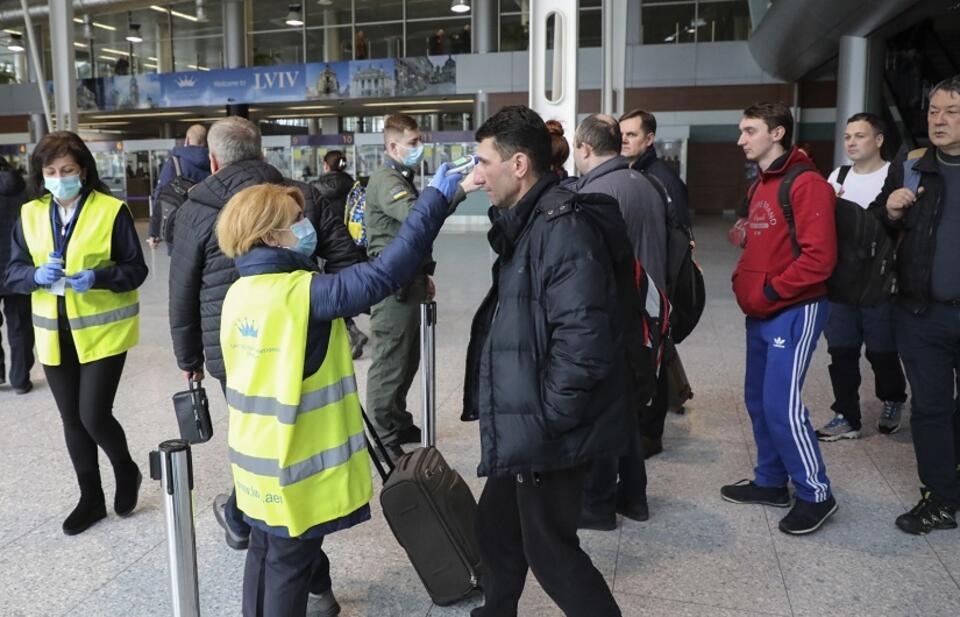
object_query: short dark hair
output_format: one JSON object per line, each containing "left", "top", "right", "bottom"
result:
{"left": 384, "top": 113, "right": 418, "bottom": 144}
{"left": 743, "top": 101, "right": 794, "bottom": 147}
{"left": 846, "top": 112, "right": 886, "bottom": 137}
{"left": 575, "top": 114, "right": 622, "bottom": 156}
{"left": 619, "top": 109, "right": 657, "bottom": 135}
{"left": 930, "top": 75, "right": 960, "bottom": 101}
{"left": 475, "top": 105, "right": 551, "bottom": 176}
{"left": 29, "top": 131, "right": 108, "bottom": 198}
{"left": 324, "top": 149, "right": 346, "bottom": 171}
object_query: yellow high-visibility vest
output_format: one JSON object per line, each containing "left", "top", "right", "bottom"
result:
{"left": 221, "top": 270, "right": 372, "bottom": 537}
{"left": 20, "top": 191, "right": 139, "bottom": 366}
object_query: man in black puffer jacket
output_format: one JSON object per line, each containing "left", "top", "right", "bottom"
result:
{"left": 169, "top": 117, "right": 365, "bottom": 385}
{"left": 0, "top": 159, "right": 34, "bottom": 394}
{"left": 464, "top": 106, "right": 629, "bottom": 617}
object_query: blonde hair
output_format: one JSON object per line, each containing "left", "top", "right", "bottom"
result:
{"left": 216, "top": 184, "right": 304, "bottom": 258}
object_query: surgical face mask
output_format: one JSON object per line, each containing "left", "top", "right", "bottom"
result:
{"left": 44, "top": 174, "right": 83, "bottom": 202}
{"left": 286, "top": 218, "right": 317, "bottom": 257}
{"left": 400, "top": 143, "right": 424, "bottom": 168}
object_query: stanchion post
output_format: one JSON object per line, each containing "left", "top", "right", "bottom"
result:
{"left": 149, "top": 439, "right": 201, "bottom": 617}
{"left": 420, "top": 302, "right": 437, "bottom": 448}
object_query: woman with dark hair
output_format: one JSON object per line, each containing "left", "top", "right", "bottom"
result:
{"left": 4, "top": 131, "right": 148, "bottom": 536}
{"left": 546, "top": 119, "right": 571, "bottom": 180}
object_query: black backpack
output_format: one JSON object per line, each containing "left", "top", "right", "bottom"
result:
{"left": 156, "top": 156, "right": 196, "bottom": 243}
{"left": 753, "top": 165, "right": 897, "bottom": 307}
{"left": 642, "top": 172, "right": 705, "bottom": 344}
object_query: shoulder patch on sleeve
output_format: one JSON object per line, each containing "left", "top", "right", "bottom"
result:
{"left": 908, "top": 147, "right": 928, "bottom": 160}
{"left": 391, "top": 190, "right": 409, "bottom": 201}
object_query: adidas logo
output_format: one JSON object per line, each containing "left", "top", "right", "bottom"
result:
{"left": 237, "top": 319, "right": 258, "bottom": 338}
{"left": 773, "top": 337, "right": 786, "bottom": 349}
{"left": 176, "top": 76, "right": 197, "bottom": 88}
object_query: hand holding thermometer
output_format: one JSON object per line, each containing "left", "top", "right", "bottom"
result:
{"left": 445, "top": 155, "right": 477, "bottom": 176}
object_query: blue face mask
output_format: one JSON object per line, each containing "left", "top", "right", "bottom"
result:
{"left": 286, "top": 218, "right": 317, "bottom": 257}
{"left": 44, "top": 174, "right": 83, "bottom": 201}
{"left": 401, "top": 143, "right": 424, "bottom": 168}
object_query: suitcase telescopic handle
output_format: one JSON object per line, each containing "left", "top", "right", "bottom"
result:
{"left": 420, "top": 301, "right": 437, "bottom": 448}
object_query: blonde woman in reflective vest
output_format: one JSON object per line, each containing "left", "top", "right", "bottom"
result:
{"left": 217, "top": 162, "right": 464, "bottom": 617}
{"left": 3, "top": 132, "right": 148, "bottom": 536}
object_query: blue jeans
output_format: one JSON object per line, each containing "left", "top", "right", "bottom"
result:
{"left": 823, "top": 301, "right": 907, "bottom": 428}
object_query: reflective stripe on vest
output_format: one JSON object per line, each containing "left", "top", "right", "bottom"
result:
{"left": 221, "top": 271, "right": 372, "bottom": 537}
{"left": 20, "top": 191, "right": 139, "bottom": 365}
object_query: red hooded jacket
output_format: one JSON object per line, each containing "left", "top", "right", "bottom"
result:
{"left": 732, "top": 147, "right": 837, "bottom": 319}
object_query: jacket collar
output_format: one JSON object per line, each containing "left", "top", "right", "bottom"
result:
{"left": 235, "top": 246, "right": 319, "bottom": 277}
{"left": 487, "top": 174, "right": 558, "bottom": 257}
{"left": 760, "top": 146, "right": 812, "bottom": 180}
{"left": 631, "top": 147, "right": 658, "bottom": 172}
{"left": 914, "top": 146, "right": 942, "bottom": 173}
{"left": 189, "top": 159, "right": 283, "bottom": 210}
{"left": 573, "top": 155, "right": 629, "bottom": 190}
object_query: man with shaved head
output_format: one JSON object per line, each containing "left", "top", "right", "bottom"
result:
{"left": 569, "top": 113, "right": 667, "bottom": 530}
{"left": 148, "top": 124, "right": 211, "bottom": 248}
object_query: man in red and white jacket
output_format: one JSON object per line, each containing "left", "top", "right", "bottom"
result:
{"left": 721, "top": 102, "right": 840, "bottom": 535}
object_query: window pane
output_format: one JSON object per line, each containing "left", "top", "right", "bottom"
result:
{"left": 641, "top": 3, "right": 696, "bottom": 44}
{"left": 406, "top": 0, "right": 470, "bottom": 19}
{"left": 306, "top": 27, "right": 354, "bottom": 62}
{"left": 406, "top": 18, "right": 471, "bottom": 57}
{"left": 308, "top": 0, "right": 353, "bottom": 28}
{"left": 252, "top": 31, "right": 303, "bottom": 66}
{"left": 355, "top": 23, "right": 404, "bottom": 59}
{"left": 251, "top": 4, "right": 300, "bottom": 31}
{"left": 500, "top": 13, "right": 529, "bottom": 51}
{"left": 697, "top": 0, "right": 752, "bottom": 42}
{"left": 579, "top": 8, "right": 602, "bottom": 48}
{"left": 356, "top": 0, "right": 403, "bottom": 23}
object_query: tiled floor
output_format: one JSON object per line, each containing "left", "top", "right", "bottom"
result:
{"left": 2, "top": 216, "right": 959, "bottom": 617}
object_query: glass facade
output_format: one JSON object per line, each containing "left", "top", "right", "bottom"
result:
{"left": 0, "top": 0, "right": 753, "bottom": 82}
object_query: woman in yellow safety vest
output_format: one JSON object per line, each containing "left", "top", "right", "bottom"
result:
{"left": 216, "top": 162, "right": 462, "bottom": 617}
{"left": 3, "top": 132, "right": 148, "bottom": 536}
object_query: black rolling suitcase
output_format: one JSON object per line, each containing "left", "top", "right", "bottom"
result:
{"left": 364, "top": 302, "right": 482, "bottom": 606}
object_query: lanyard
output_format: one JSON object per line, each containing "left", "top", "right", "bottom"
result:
{"left": 50, "top": 193, "right": 85, "bottom": 259}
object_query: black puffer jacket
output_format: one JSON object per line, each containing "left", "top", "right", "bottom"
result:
{"left": 169, "top": 159, "right": 366, "bottom": 381}
{"left": 0, "top": 168, "right": 27, "bottom": 295}
{"left": 314, "top": 170, "right": 355, "bottom": 223}
{"left": 462, "top": 176, "right": 633, "bottom": 478}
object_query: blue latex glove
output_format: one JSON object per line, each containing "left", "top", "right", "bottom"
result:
{"left": 66, "top": 270, "right": 96, "bottom": 293}
{"left": 34, "top": 262, "right": 64, "bottom": 286}
{"left": 428, "top": 162, "right": 463, "bottom": 202}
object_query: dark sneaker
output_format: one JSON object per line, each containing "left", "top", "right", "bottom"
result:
{"left": 14, "top": 381, "right": 32, "bottom": 394}
{"left": 721, "top": 479, "right": 790, "bottom": 507}
{"left": 306, "top": 589, "right": 342, "bottom": 617}
{"left": 396, "top": 424, "right": 422, "bottom": 445}
{"left": 616, "top": 499, "right": 650, "bottom": 522}
{"left": 816, "top": 415, "right": 860, "bottom": 442}
{"left": 779, "top": 496, "right": 838, "bottom": 535}
{"left": 895, "top": 490, "right": 957, "bottom": 535}
{"left": 213, "top": 493, "right": 250, "bottom": 550}
{"left": 878, "top": 401, "right": 904, "bottom": 434}
{"left": 578, "top": 508, "right": 617, "bottom": 531}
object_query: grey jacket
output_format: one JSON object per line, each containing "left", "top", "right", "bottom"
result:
{"left": 570, "top": 156, "right": 667, "bottom": 289}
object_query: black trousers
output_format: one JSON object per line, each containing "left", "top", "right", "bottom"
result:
{"left": 638, "top": 352, "right": 671, "bottom": 442}
{"left": 895, "top": 304, "right": 960, "bottom": 508}
{"left": 43, "top": 329, "right": 132, "bottom": 478}
{"left": 242, "top": 528, "right": 331, "bottom": 617}
{"left": 0, "top": 294, "right": 34, "bottom": 389}
{"left": 474, "top": 466, "right": 621, "bottom": 617}
{"left": 584, "top": 429, "right": 647, "bottom": 515}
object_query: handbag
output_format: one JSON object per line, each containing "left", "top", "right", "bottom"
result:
{"left": 173, "top": 379, "right": 213, "bottom": 444}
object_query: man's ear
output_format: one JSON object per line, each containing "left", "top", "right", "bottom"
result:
{"left": 209, "top": 153, "right": 220, "bottom": 173}
{"left": 513, "top": 152, "right": 529, "bottom": 178}
{"left": 771, "top": 126, "right": 786, "bottom": 145}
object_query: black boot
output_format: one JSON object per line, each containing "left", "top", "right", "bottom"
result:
{"left": 63, "top": 472, "right": 107, "bottom": 536}
{"left": 114, "top": 460, "right": 142, "bottom": 517}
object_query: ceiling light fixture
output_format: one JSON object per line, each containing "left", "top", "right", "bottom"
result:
{"left": 286, "top": 5, "right": 305, "bottom": 27}
{"left": 101, "top": 47, "right": 132, "bottom": 56}
{"left": 451, "top": 0, "right": 471, "bottom": 14}
{"left": 126, "top": 24, "right": 143, "bottom": 43}
{"left": 74, "top": 17, "right": 116, "bottom": 32}
{"left": 196, "top": 0, "right": 209, "bottom": 23}
{"left": 150, "top": 5, "right": 200, "bottom": 23}
{"left": 7, "top": 34, "right": 24, "bottom": 52}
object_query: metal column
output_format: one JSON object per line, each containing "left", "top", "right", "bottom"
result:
{"left": 223, "top": 0, "right": 248, "bottom": 117}
{"left": 834, "top": 35, "right": 870, "bottom": 166}
{"left": 48, "top": 0, "right": 77, "bottom": 132}
{"left": 473, "top": 0, "right": 498, "bottom": 54}
{"left": 529, "top": 0, "right": 579, "bottom": 177}
{"left": 601, "top": 0, "right": 627, "bottom": 117}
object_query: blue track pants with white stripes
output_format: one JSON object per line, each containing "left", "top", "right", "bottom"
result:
{"left": 744, "top": 299, "right": 832, "bottom": 503}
